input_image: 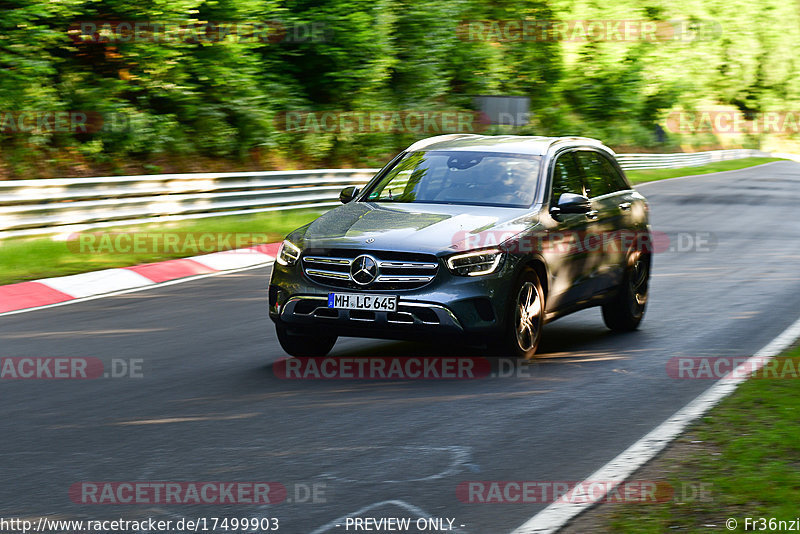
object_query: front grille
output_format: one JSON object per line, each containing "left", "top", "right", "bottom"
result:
{"left": 301, "top": 249, "right": 439, "bottom": 290}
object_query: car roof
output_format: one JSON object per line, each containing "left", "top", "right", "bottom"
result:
{"left": 405, "top": 134, "right": 614, "bottom": 156}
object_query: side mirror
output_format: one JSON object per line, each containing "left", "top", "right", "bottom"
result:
{"left": 339, "top": 186, "right": 360, "bottom": 204}
{"left": 551, "top": 192, "right": 591, "bottom": 215}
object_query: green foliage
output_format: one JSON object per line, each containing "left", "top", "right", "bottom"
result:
{"left": 1, "top": 0, "right": 799, "bottom": 177}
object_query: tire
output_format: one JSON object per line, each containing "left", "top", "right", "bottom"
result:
{"left": 602, "top": 250, "right": 651, "bottom": 332}
{"left": 494, "top": 269, "right": 545, "bottom": 359}
{"left": 276, "top": 322, "right": 337, "bottom": 357}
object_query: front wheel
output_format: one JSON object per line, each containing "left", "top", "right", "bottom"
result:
{"left": 494, "top": 269, "right": 545, "bottom": 359}
{"left": 602, "top": 251, "right": 650, "bottom": 332}
{"left": 276, "top": 323, "right": 337, "bottom": 357}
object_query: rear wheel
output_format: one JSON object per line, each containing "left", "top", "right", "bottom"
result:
{"left": 602, "top": 251, "right": 650, "bottom": 332}
{"left": 495, "top": 269, "right": 545, "bottom": 359}
{"left": 276, "top": 323, "right": 337, "bottom": 357}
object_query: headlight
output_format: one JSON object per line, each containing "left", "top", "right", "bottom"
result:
{"left": 276, "top": 240, "right": 301, "bottom": 266}
{"left": 446, "top": 248, "right": 504, "bottom": 276}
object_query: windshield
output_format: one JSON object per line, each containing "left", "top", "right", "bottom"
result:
{"left": 363, "top": 150, "right": 542, "bottom": 208}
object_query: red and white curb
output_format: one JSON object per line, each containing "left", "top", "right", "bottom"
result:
{"left": 0, "top": 242, "right": 281, "bottom": 315}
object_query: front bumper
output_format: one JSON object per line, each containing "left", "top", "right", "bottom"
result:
{"left": 268, "top": 255, "right": 518, "bottom": 342}
{"left": 277, "top": 295, "right": 465, "bottom": 340}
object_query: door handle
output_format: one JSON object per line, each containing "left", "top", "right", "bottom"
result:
{"left": 585, "top": 209, "right": 599, "bottom": 220}
{"left": 619, "top": 202, "right": 632, "bottom": 211}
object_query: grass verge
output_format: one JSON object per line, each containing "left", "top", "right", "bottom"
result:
{"left": 0, "top": 208, "right": 323, "bottom": 285}
{"left": 563, "top": 343, "right": 800, "bottom": 533}
{"left": 625, "top": 157, "right": 786, "bottom": 184}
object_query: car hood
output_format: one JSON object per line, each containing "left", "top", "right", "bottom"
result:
{"left": 293, "top": 201, "right": 539, "bottom": 256}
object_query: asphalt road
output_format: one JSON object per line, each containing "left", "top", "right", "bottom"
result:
{"left": 2, "top": 161, "right": 799, "bottom": 534}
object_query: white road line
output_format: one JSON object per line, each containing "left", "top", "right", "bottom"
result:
{"left": 510, "top": 313, "right": 800, "bottom": 534}
{"left": 0, "top": 261, "right": 273, "bottom": 318}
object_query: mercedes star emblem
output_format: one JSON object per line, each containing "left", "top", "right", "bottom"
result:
{"left": 350, "top": 255, "right": 379, "bottom": 285}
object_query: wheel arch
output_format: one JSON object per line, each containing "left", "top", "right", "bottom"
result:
{"left": 517, "top": 256, "right": 549, "bottom": 303}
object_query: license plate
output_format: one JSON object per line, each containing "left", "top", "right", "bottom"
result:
{"left": 328, "top": 293, "right": 398, "bottom": 311}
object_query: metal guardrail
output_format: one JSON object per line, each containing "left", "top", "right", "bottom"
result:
{"left": 0, "top": 169, "right": 380, "bottom": 239}
{"left": 614, "top": 148, "right": 769, "bottom": 169}
{"left": 0, "top": 149, "right": 777, "bottom": 239}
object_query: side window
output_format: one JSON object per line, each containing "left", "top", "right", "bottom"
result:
{"left": 576, "top": 151, "right": 613, "bottom": 198}
{"left": 551, "top": 152, "right": 583, "bottom": 203}
{"left": 597, "top": 154, "right": 630, "bottom": 192}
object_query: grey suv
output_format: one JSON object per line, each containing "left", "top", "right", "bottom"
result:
{"left": 268, "top": 134, "right": 651, "bottom": 358}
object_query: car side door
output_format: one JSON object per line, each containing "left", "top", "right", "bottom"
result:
{"left": 543, "top": 150, "right": 595, "bottom": 311}
{"left": 574, "top": 150, "right": 630, "bottom": 292}
{"left": 595, "top": 152, "right": 638, "bottom": 286}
